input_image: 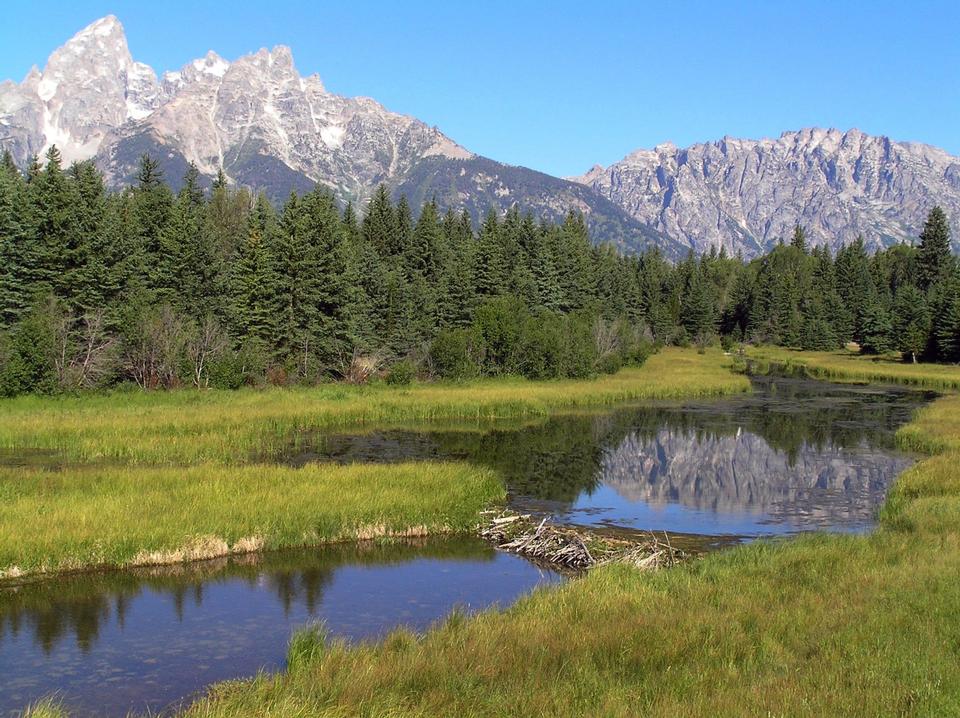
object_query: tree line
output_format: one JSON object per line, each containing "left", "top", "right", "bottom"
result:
{"left": 0, "top": 147, "right": 956, "bottom": 395}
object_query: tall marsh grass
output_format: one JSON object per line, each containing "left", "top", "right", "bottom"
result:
{"left": 0, "top": 461, "right": 503, "bottom": 579}
{"left": 747, "top": 345, "right": 960, "bottom": 390}
{"left": 169, "top": 357, "right": 960, "bottom": 718}
{"left": 0, "top": 349, "right": 749, "bottom": 466}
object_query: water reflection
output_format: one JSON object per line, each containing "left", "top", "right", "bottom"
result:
{"left": 289, "top": 375, "right": 929, "bottom": 536}
{"left": 0, "top": 539, "right": 562, "bottom": 718}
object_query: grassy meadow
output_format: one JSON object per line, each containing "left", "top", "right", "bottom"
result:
{"left": 0, "top": 462, "right": 502, "bottom": 579}
{"left": 0, "top": 348, "right": 748, "bottom": 465}
{"left": 747, "top": 345, "right": 960, "bottom": 390}
{"left": 135, "top": 358, "right": 960, "bottom": 717}
{"left": 0, "top": 347, "right": 748, "bottom": 580}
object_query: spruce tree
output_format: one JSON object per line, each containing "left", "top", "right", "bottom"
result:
{"left": 25, "top": 146, "right": 75, "bottom": 300}
{"left": 790, "top": 224, "right": 808, "bottom": 253}
{"left": 66, "top": 161, "right": 107, "bottom": 313}
{"left": 859, "top": 300, "right": 894, "bottom": 355}
{"left": 132, "top": 155, "right": 173, "bottom": 291}
{"left": 474, "top": 209, "right": 507, "bottom": 297}
{"left": 229, "top": 194, "right": 280, "bottom": 351}
{"left": 159, "top": 165, "right": 218, "bottom": 317}
{"left": 0, "top": 159, "right": 28, "bottom": 324}
{"left": 891, "top": 285, "right": 930, "bottom": 363}
{"left": 680, "top": 265, "right": 717, "bottom": 342}
{"left": 362, "top": 185, "right": 397, "bottom": 257}
{"left": 916, "top": 206, "right": 952, "bottom": 291}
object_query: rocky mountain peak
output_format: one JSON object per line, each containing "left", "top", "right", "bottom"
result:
{"left": 574, "top": 127, "right": 960, "bottom": 256}
{"left": 0, "top": 14, "right": 161, "bottom": 164}
{"left": 2, "top": 18, "right": 957, "bottom": 259}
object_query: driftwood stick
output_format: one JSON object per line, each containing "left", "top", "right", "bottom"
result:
{"left": 478, "top": 511, "right": 689, "bottom": 571}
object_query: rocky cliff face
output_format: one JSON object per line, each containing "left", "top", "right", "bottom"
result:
{"left": 0, "top": 16, "right": 161, "bottom": 166}
{"left": 0, "top": 16, "right": 663, "bottom": 253}
{"left": 0, "top": 15, "right": 471, "bottom": 199}
{"left": 574, "top": 128, "right": 960, "bottom": 256}
{"left": 3, "top": 17, "right": 958, "bottom": 257}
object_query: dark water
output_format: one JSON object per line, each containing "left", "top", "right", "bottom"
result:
{"left": 0, "top": 539, "right": 562, "bottom": 717}
{"left": 288, "top": 375, "right": 930, "bottom": 538}
{"left": 0, "top": 374, "right": 930, "bottom": 716}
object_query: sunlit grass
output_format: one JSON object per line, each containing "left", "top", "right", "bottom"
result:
{"left": 0, "top": 348, "right": 749, "bottom": 465}
{"left": 747, "top": 345, "right": 960, "bottom": 390}
{"left": 0, "top": 461, "right": 503, "bottom": 579}
{"left": 169, "top": 356, "right": 960, "bottom": 717}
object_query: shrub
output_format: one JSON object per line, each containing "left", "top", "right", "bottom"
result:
{"left": 430, "top": 329, "right": 479, "bottom": 380}
{"left": 0, "top": 299, "right": 59, "bottom": 396}
{"left": 513, "top": 314, "right": 565, "bottom": 379}
{"left": 473, "top": 296, "right": 527, "bottom": 374}
{"left": 385, "top": 359, "right": 416, "bottom": 386}
{"left": 562, "top": 315, "right": 598, "bottom": 378}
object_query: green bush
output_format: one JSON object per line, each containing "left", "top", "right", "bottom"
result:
{"left": 386, "top": 359, "right": 416, "bottom": 386}
{"left": 430, "top": 329, "right": 480, "bottom": 380}
{"left": 562, "top": 315, "right": 597, "bottom": 378}
{"left": 473, "top": 296, "right": 527, "bottom": 374}
{"left": 597, "top": 353, "right": 624, "bottom": 375}
{"left": 513, "top": 313, "right": 565, "bottom": 379}
{"left": 0, "top": 299, "right": 59, "bottom": 397}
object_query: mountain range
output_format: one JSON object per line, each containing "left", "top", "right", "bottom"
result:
{"left": 2, "top": 16, "right": 958, "bottom": 257}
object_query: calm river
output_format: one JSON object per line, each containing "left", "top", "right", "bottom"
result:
{"left": 0, "top": 373, "right": 931, "bottom": 716}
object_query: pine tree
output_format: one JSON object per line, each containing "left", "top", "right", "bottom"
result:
{"left": 394, "top": 195, "right": 413, "bottom": 258}
{"left": 800, "top": 299, "right": 839, "bottom": 350}
{"left": 437, "top": 209, "right": 476, "bottom": 326}
{"left": 66, "top": 161, "right": 108, "bottom": 313}
{"left": 931, "top": 270, "right": 960, "bottom": 362}
{"left": 132, "top": 155, "right": 173, "bottom": 291}
{"left": 0, "top": 159, "right": 28, "bottom": 324}
{"left": 300, "top": 188, "right": 353, "bottom": 363}
{"left": 474, "top": 209, "right": 507, "bottom": 297}
{"left": 680, "top": 265, "right": 717, "bottom": 342}
{"left": 25, "top": 146, "right": 76, "bottom": 299}
{"left": 916, "top": 206, "right": 953, "bottom": 291}
{"left": 159, "top": 165, "right": 218, "bottom": 316}
{"left": 556, "top": 211, "right": 597, "bottom": 311}
{"left": 362, "top": 185, "right": 397, "bottom": 257}
{"left": 891, "top": 285, "right": 930, "bottom": 363}
{"left": 528, "top": 224, "right": 563, "bottom": 312}
{"left": 935, "top": 294, "right": 960, "bottom": 363}
{"left": 859, "top": 300, "right": 894, "bottom": 355}
{"left": 790, "top": 224, "right": 808, "bottom": 253}
{"left": 229, "top": 194, "right": 281, "bottom": 351}
{"left": 835, "top": 237, "right": 876, "bottom": 342}
{"left": 409, "top": 199, "right": 442, "bottom": 279}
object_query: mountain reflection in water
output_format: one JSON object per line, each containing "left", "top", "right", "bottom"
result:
{"left": 289, "top": 375, "right": 930, "bottom": 537}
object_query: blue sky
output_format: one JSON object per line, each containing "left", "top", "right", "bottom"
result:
{"left": 2, "top": 1, "right": 957, "bottom": 176}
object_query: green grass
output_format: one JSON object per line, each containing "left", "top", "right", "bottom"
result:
{"left": 0, "top": 348, "right": 748, "bottom": 581}
{"left": 0, "top": 348, "right": 749, "bottom": 465}
{"left": 0, "top": 461, "right": 503, "bottom": 579}
{"left": 163, "top": 359, "right": 960, "bottom": 717}
{"left": 746, "top": 345, "right": 960, "bottom": 390}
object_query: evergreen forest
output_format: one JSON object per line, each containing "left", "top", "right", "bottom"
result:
{"left": 0, "top": 147, "right": 957, "bottom": 395}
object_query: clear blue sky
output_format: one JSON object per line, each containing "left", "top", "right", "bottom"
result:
{"left": 2, "top": 0, "right": 958, "bottom": 176}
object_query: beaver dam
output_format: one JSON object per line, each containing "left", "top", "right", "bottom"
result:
{"left": 478, "top": 511, "right": 690, "bottom": 570}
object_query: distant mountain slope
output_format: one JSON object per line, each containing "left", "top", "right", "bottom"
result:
{"left": 0, "top": 15, "right": 666, "bottom": 254}
{"left": 393, "top": 157, "right": 684, "bottom": 257}
{"left": 3, "top": 18, "right": 958, "bottom": 258}
{"left": 573, "top": 128, "right": 960, "bottom": 256}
